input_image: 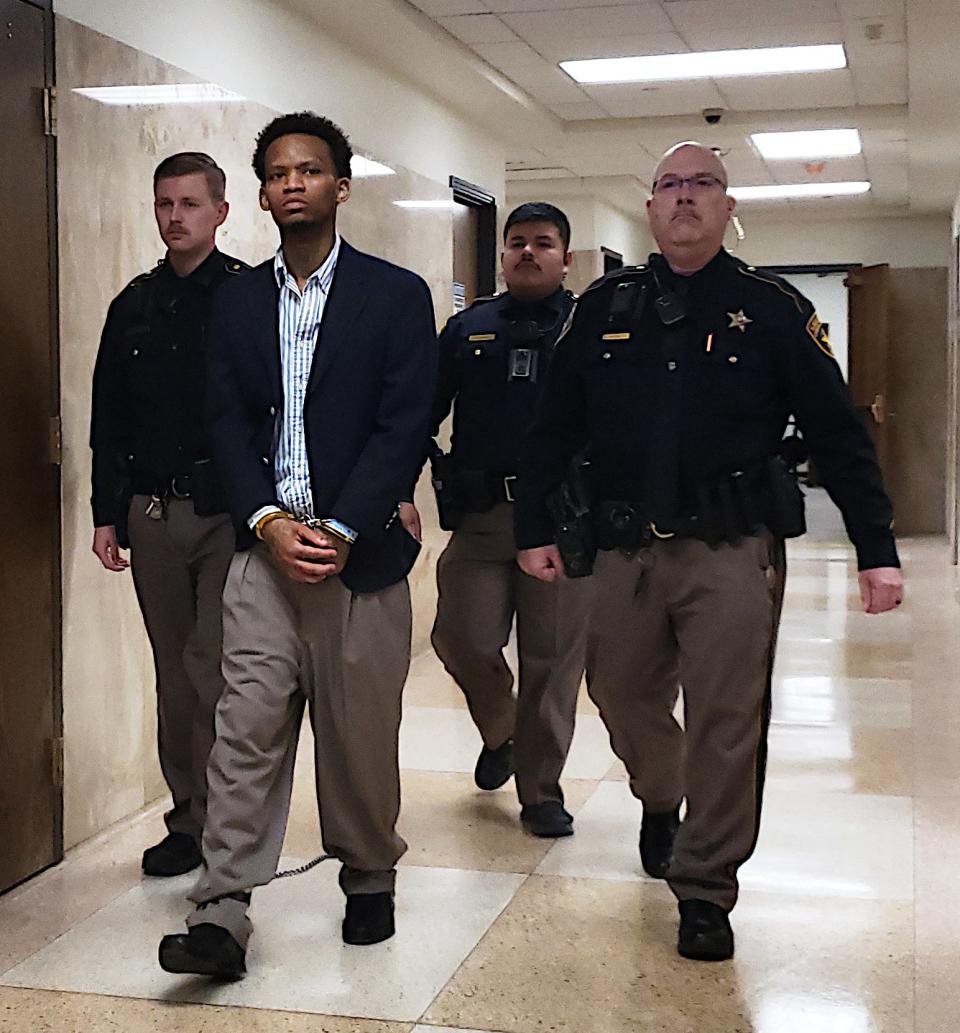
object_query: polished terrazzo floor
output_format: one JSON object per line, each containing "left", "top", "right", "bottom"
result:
{"left": 2, "top": 489, "right": 958, "bottom": 1032}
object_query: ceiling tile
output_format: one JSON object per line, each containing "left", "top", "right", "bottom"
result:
{"left": 584, "top": 79, "right": 726, "bottom": 118}
{"left": 409, "top": 0, "right": 488, "bottom": 15}
{"left": 438, "top": 13, "right": 517, "bottom": 44}
{"left": 766, "top": 155, "right": 868, "bottom": 183}
{"left": 843, "top": 15, "right": 905, "bottom": 49}
{"left": 850, "top": 64, "right": 907, "bottom": 104}
{"left": 838, "top": 0, "right": 904, "bottom": 18}
{"left": 549, "top": 100, "right": 611, "bottom": 120}
{"left": 472, "top": 39, "right": 545, "bottom": 71}
{"left": 506, "top": 166, "right": 578, "bottom": 179}
{"left": 680, "top": 22, "right": 843, "bottom": 50}
{"left": 536, "top": 32, "right": 688, "bottom": 63}
{"left": 499, "top": 4, "right": 673, "bottom": 44}
{"left": 844, "top": 38, "right": 907, "bottom": 69}
{"left": 507, "top": 63, "right": 591, "bottom": 103}
{"left": 717, "top": 69, "right": 857, "bottom": 111}
{"left": 663, "top": 0, "right": 842, "bottom": 32}
{"left": 487, "top": 0, "right": 647, "bottom": 10}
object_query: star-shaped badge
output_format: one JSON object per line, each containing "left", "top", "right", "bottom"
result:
{"left": 727, "top": 309, "right": 753, "bottom": 333}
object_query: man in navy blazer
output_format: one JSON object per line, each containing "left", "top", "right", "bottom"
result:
{"left": 159, "top": 112, "right": 437, "bottom": 978}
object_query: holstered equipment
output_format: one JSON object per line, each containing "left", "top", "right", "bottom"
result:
{"left": 546, "top": 456, "right": 597, "bottom": 578}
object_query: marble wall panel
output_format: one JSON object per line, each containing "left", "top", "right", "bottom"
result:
{"left": 57, "top": 17, "right": 453, "bottom": 847}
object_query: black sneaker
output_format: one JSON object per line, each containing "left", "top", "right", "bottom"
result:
{"left": 474, "top": 739, "right": 515, "bottom": 791}
{"left": 158, "top": 923, "right": 246, "bottom": 978}
{"left": 342, "top": 891, "right": 395, "bottom": 946}
{"left": 677, "top": 899, "right": 734, "bottom": 961}
{"left": 520, "top": 801, "right": 574, "bottom": 838}
{"left": 639, "top": 804, "right": 680, "bottom": 879}
{"left": 142, "top": 832, "right": 203, "bottom": 877}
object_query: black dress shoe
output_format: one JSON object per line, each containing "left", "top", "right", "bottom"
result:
{"left": 474, "top": 739, "right": 515, "bottom": 791}
{"left": 677, "top": 899, "right": 734, "bottom": 961}
{"left": 342, "top": 892, "right": 395, "bottom": 946}
{"left": 520, "top": 801, "right": 574, "bottom": 838}
{"left": 142, "top": 832, "right": 203, "bottom": 877}
{"left": 639, "top": 804, "right": 680, "bottom": 879}
{"left": 158, "top": 923, "right": 246, "bottom": 978}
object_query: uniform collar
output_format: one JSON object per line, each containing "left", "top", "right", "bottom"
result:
{"left": 503, "top": 286, "right": 567, "bottom": 316}
{"left": 159, "top": 246, "right": 223, "bottom": 287}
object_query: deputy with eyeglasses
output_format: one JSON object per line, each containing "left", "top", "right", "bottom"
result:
{"left": 514, "top": 142, "right": 903, "bottom": 962}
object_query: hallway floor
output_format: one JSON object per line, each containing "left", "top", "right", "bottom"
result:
{"left": 1, "top": 491, "right": 958, "bottom": 1032}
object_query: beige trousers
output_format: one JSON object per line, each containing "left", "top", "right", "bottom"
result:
{"left": 431, "top": 503, "right": 593, "bottom": 806}
{"left": 586, "top": 532, "right": 786, "bottom": 911}
{"left": 127, "top": 496, "right": 235, "bottom": 843}
{"left": 189, "top": 546, "right": 411, "bottom": 948}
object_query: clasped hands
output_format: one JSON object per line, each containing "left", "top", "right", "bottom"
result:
{"left": 261, "top": 517, "right": 350, "bottom": 584}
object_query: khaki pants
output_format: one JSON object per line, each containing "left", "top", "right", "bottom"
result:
{"left": 586, "top": 532, "right": 786, "bottom": 911}
{"left": 127, "top": 496, "right": 235, "bottom": 843}
{"left": 189, "top": 547, "right": 411, "bottom": 948}
{"left": 431, "top": 503, "right": 593, "bottom": 806}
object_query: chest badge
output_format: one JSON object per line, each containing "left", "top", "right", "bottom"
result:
{"left": 727, "top": 309, "right": 753, "bottom": 333}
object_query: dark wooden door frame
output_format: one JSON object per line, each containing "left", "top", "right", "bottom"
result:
{"left": 449, "top": 176, "right": 496, "bottom": 298}
{"left": 0, "top": 0, "right": 62, "bottom": 893}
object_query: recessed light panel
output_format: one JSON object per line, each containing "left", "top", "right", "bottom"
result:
{"left": 729, "top": 181, "right": 870, "bottom": 201}
{"left": 561, "top": 44, "right": 846, "bottom": 84}
{"left": 73, "top": 83, "right": 244, "bottom": 105}
{"left": 752, "top": 129, "right": 862, "bottom": 160}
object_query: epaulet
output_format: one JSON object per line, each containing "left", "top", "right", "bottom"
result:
{"left": 733, "top": 259, "right": 804, "bottom": 314}
{"left": 224, "top": 256, "right": 250, "bottom": 275}
{"left": 470, "top": 292, "right": 502, "bottom": 307}
{"left": 579, "top": 263, "right": 651, "bottom": 299}
{"left": 125, "top": 261, "right": 162, "bottom": 290}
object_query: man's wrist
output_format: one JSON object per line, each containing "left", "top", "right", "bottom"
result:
{"left": 254, "top": 510, "right": 294, "bottom": 540}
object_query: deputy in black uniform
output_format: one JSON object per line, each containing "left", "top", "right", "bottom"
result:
{"left": 90, "top": 152, "right": 248, "bottom": 877}
{"left": 515, "top": 143, "right": 904, "bottom": 959}
{"left": 402, "top": 203, "right": 592, "bottom": 838}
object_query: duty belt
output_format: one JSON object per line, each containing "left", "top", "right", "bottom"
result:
{"left": 455, "top": 469, "right": 518, "bottom": 510}
{"left": 130, "top": 473, "right": 193, "bottom": 499}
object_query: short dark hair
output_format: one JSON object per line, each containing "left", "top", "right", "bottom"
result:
{"left": 153, "top": 152, "right": 225, "bottom": 202}
{"left": 503, "top": 202, "right": 571, "bottom": 250}
{"left": 252, "top": 111, "right": 354, "bottom": 184}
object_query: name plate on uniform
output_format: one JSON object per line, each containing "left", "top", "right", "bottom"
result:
{"left": 468, "top": 333, "right": 496, "bottom": 342}
{"left": 601, "top": 332, "right": 631, "bottom": 341}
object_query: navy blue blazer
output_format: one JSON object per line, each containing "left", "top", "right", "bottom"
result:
{"left": 207, "top": 240, "right": 438, "bottom": 593}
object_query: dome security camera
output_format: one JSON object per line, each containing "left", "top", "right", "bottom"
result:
{"left": 702, "top": 108, "right": 724, "bottom": 125}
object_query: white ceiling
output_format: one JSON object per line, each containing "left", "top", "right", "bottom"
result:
{"left": 399, "top": 0, "right": 957, "bottom": 219}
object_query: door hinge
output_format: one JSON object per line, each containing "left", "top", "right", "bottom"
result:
{"left": 49, "top": 415, "right": 62, "bottom": 465}
{"left": 42, "top": 85, "right": 58, "bottom": 137}
{"left": 51, "top": 737, "right": 64, "bottom": 788}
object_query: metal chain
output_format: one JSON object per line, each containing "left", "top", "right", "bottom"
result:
{"left": 274, "top": 853, "right": 334, "bottom": 880}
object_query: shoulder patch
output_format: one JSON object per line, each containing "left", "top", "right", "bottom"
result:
{"left": 735, "top": 264, "right": 804, "bottom": 314}
{"left": 806, "top": 312, "right": 835, "bottom": 359}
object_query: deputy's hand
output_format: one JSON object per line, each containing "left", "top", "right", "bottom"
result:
{"left": 93, "top": 525, "right": 129, "bottom": 572}
{"left": 399, "top": 501, "right": 422, "bottom": 542}
{"left": 518, "top": 545, "right": 565, "bottom": 582}
{"left": 858, "top": 566, "right": 904, "bottom": 614}
{"left": 262, "top": 518, "right": 339, "bottom": 584}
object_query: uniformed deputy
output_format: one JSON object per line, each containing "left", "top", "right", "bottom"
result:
{"left": 90, "top": 152, "right": 248, "bottom": 878}
{"left": 515, "top": 143, "right": 904, "bottom": 960}
{"left": 401, "top": 203, "right": 592, "bottom": 838}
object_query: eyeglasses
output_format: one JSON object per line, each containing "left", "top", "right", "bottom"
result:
{"left": 652, "top": 174, "right": 727, "bottom": 195}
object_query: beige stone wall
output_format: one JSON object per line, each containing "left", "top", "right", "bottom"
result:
{"left": 57, "top": 18, "right": 452, "bottom": 847}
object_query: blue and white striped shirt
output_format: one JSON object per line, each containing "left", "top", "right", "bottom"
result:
{"left": 272, "top": 237, "right": 341, "bottom": 518}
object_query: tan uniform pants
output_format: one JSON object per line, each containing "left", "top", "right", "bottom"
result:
{"left": 127, "top": 496, "right": 235, "bottom": 844}
{"left": 431, "top": 503, "right": 593, "bottom": 806}
{"left": 587, "top": 531, "right": 786, "bottom": 911}
{"left": 189, "top": 546, "right": 411, "bottom": 948}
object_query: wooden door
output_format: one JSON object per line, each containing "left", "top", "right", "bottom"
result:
{"left": 0, "top": 0, "right": 62, "bottom": 892}
{"left": 845, "top": 264, "right": 891, "bottom": 474}
{"left": 453, "top": 201, "right": 480, "bottom": 308}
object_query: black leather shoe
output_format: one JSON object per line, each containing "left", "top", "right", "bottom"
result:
{"left": 142, "top": 832, "right": 203, "bottom": 877}
{"left": 520, "top": 801, "right": 574, "bottom": 838}
{"left": 474, "top": 739, "right": 515, "bottom": 791}
{"left": 639, "top": 804, "right": 680, "bottom": 879}
{"left": 342, "top": 892, "right": 395, "bottom": 946}
{"left": 158, "top": 923, "right": 246, "bottom": 978}
{"left": 677, "top": 899, "right": 734, "bottom": 961}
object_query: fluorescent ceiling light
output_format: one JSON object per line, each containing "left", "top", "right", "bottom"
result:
{"left": 393, "top": 200, "right": 458, "bottom": 209}
{"left": 73, "top": 83, "right": 245, "bottom": 105}
{"left": 352, "top": 155, "right": 396, "bottom": 177}
{"left": 752, "top": 129, "right": 861, "bottom": 160}
{"left": 729, "top": 181, "right": 870, "bottom": 201}
{"left": 561, "top": 44, "right": 846, "bottom": 84}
